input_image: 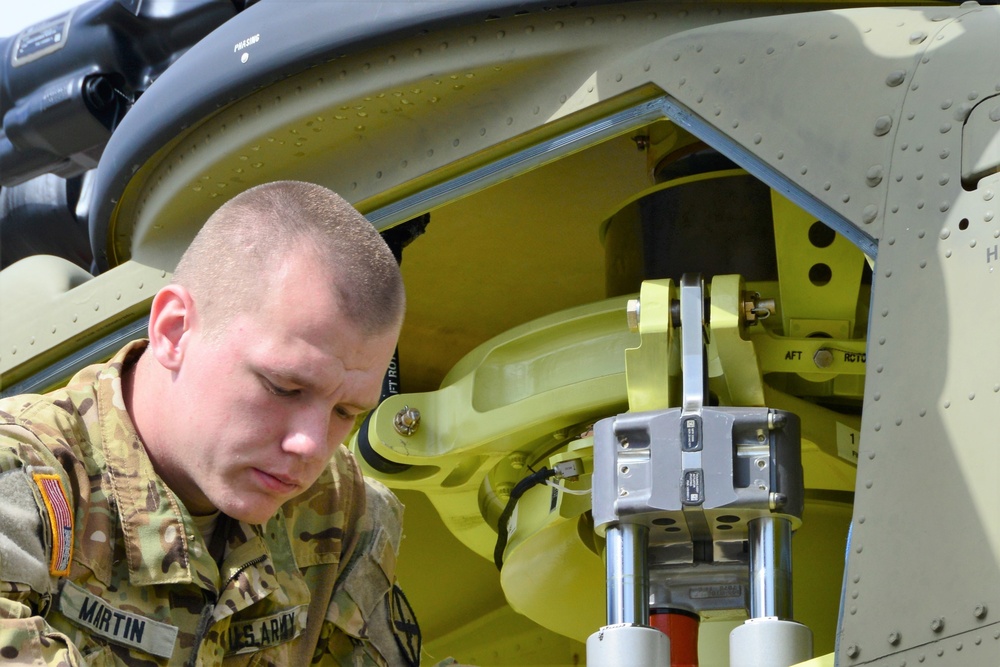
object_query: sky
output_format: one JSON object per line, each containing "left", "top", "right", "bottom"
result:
{"left": 2, "top": 0, "right": 87, "bottom": 38}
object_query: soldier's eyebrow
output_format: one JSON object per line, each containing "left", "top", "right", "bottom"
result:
{"left": 264, "top": 369, "right": 379, "bottom": 412}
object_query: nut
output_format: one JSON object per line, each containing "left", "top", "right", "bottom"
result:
{"left": 393, "top": 405, "right": 421, "bottom": 436}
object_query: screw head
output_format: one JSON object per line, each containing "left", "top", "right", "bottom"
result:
{"left": 813, "top": 348, "right": 835, "bottom": 368}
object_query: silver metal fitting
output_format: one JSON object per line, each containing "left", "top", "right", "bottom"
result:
{"left": 626, "top": 299, "right": 641, "bottom": 332}
{"left": 742, "top": 292, "right": 775, "bottom": 325}
{"left": 393, "top": 405, "right": 421, "bottom": 436}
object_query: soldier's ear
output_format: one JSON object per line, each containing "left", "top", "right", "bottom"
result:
{"left": 147, "top": 284, "right": 196, "bottom": 371}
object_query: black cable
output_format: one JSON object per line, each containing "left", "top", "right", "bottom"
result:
{"left": 493, "top": 467, "right": 556, "bottom": 571}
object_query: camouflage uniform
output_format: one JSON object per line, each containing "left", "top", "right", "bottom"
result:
{"left": 0, "top": 341, "right": 421, "bottom": 666}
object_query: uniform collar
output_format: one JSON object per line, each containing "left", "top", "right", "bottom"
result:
{"left": 90, "top": 341, "right": 258, "bottom": 592}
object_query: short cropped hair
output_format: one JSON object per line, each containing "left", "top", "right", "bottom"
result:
{"left": 172, "top": 181, "right": 404, "bottom": 335}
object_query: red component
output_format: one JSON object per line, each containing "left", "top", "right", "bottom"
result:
{"left": 650, "top": 609, "right": 700, "bottom": 667}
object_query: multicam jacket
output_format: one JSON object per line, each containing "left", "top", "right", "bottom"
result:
{"left": 0, "top": 341, "right": 420, "bottom": 666}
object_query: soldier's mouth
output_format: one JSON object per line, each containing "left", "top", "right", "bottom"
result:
{"left": 253, "top": 468, "right": 298, "bottom": 493}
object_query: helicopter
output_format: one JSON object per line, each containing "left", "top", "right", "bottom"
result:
{"left": 2, "top": 0, "right": 998, "bottom": 665}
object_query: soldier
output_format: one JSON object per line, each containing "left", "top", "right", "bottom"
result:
{"left": 0, "top": 181, "right": 422, "bottom": 665}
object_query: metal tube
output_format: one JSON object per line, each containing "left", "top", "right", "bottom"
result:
{"left": 606, "top": 523, "right": 650, "bottom": 625}
{"left": 748, "top": 517, "right": 793, "bottom": 619}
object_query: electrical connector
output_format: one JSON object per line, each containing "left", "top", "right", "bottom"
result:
{"left": 553, "top": 458, "right": 584, "bottom": 481}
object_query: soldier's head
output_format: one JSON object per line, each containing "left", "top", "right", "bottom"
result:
{"left": 172, "top": 180, "right": 404, "bottom": 339}
{"left": 136, "top": 181, "right": 403, "bottom": 524}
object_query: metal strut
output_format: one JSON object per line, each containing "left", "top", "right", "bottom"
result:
{"left": 589, "top": 274, "right": 811, "bottom": 667}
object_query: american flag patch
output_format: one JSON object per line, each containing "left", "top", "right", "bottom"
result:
{"left": 33, "top": 473, "right": 74, "bottom": 576}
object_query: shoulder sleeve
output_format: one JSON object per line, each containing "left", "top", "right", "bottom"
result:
{"left": 323, "top": 455, "right": 422, "bottom": 666}
{"left": 0, "top": 421, "right": 78, "bottom": 596}
{"left": 0, "top": 425, "right": 86, "bottom": 665}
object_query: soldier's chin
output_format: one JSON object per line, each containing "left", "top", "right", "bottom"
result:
{"left": 219, "top": 497, "right": 282, "bottom": 525}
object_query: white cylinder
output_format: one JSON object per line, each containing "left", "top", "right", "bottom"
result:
{"left": 729, "top": 618, "right": 812, "bottom": 667}
{"left": 587, "top": 624, "right": 670, "bottom": 667}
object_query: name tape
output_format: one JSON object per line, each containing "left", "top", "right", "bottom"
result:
{"left": 59, "top": 581, "right": 179, "bottom": 659}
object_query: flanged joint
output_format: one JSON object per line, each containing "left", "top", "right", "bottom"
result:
{"left": 393, "top": 405, "right": 421, "bottom": 436}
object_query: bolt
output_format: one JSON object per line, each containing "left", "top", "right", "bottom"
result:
{"left": 509, "top": 453, "right": 527, "bottom": 470}
{"left": 393, "top": 405, "right": 421, "bottom": 436}
{"left": 888, "top": 631, "right": 901, "bottom": 646}
{"left": 768, "top": 412, "right": 788, "bottom": 430}
{"left": 769, "top": 492, "right": 788, "bottom": 510}
{"left": 626, "top": 299, "right": 641, "bottom": 332}
{"left": 847, "top": 643, "right": 860, "bottom": 659}
{"left": 931, "top": 617, "right": 945, "bottom": 633}
{"left": 633, "top": 135, "right": 649, "bottom": 150}
{"left": 813, "top": 348, "right": 835, "bottom": 368}
{"left": 496, "top": 483, "right": 514, "bottom": 500}
{"left": 974, "top": 604, "right": 988, "bottom": 619}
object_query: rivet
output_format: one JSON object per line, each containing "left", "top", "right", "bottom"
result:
{"left": 866, "top": 165, "right": 884, "bottom": 186}
{"left": 885, "top": 70, "right": 906, "bottom": 87}
{"left": 909, "top": 31, "right": 927, "bottom": 44}
{"left": 874, "top": 115, "right": 893, "bottom": 136}
{"left": 941, "top": 229, "right": 951, "bottom": 239}
{"left": 940, "top": 122, "right": 952, "bottom": 134}
{"left": 863, "top": 205, "right": 878, "bottom": 224}
{"left": 753, "top": 133, "right": 762, "bottom": 145}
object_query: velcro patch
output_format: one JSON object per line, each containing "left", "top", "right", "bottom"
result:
{"left": 388, "top": 584, "right": 420, "bottom": 667}
{"left": 59, "top": 581, "right": 179, "bottom": 658}
{"left": 223, "top": 604, "right": 308, "bottom": 655}
{"left": 32, "top": 473, "right": 73, "bottom": 576}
